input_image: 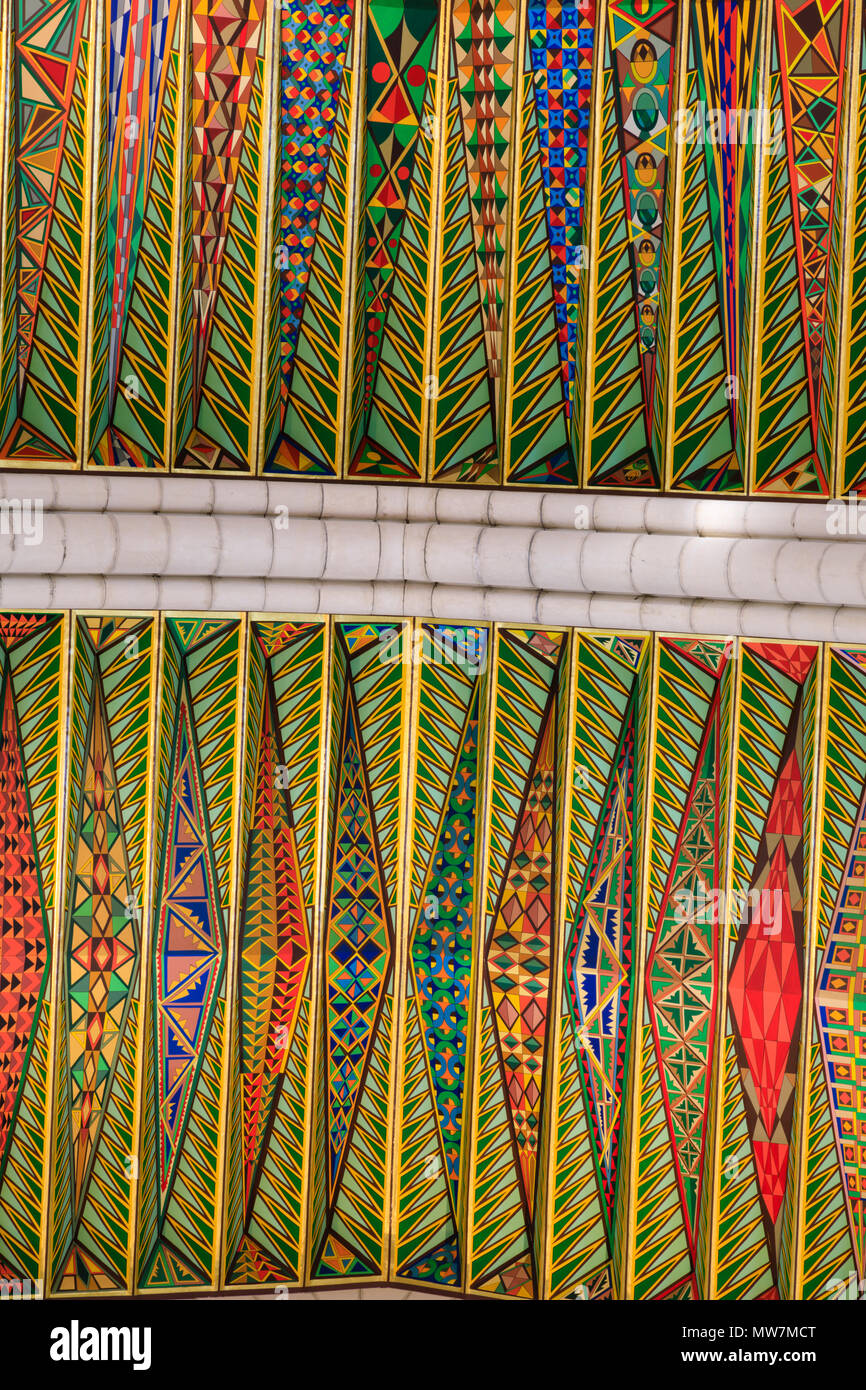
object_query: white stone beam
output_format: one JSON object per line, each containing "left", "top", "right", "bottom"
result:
{"left": 0, "top": 475, "right": 861, "bottom": 637}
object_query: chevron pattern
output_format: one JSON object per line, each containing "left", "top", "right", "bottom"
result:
{"left": 451, "top": 0, "right": 516, "bottom": 393}
{"left": 839, "top": 26, "right": 866, "bottom": 494}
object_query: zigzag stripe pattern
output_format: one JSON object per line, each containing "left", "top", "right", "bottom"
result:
{"left": 7, "top": 622, "right": 866, "bottom": 1301}
{"left": 567, "top": 635, "right": 642, "bottom": 897}
{"left": 467, "top": 629, "right": 564, "bottom": 1299}
{"left": 396, "top": 994, "right": 455, "bottom": 1279}
{"left": 468, "top": 1004, "right": 531, "bottom": 1290}
{"left": 483, "top": 630, "right": 560, "bottom": 924}
{"left": 313, "top": 624, "right": 405, "bottom": 1281}
{"left": 451, "top": 0, "right": 516, "bottom": 392}
{"left": 730, "top": 645, "right": 803, "bottom": 895}
{"left": 0, "top": 8, "right": 859, "bottom": 486}
{"left": 227, "top": 999, "right": 312, "bottom": 1284}
{"left": 351, "top": 75, "right": 435, "bottom": 479}
{"left": 718, "top": 641, "right": 818, "bottom": 1299}
{"left": 92, "top": 40, "right": 182, "bottom": 468}
{"left": 174, "top": 0, "right": 265, "bottom": 472}
{"left": 349, "top": 0, "right": 438, "bottom": 478}
{"left": 396, "top": 627, "right": 483, "bottom": 1285}
{"left": 776, "top": 1, "right": 847, "bottom": 437}
{"left": 637, "top": 639, "right": 731, "bottom": 1297}
{"left": 551, "top": 635, "right": 646, "bottom": 1299}
{"left": 645, "top": 640, "right": 725, "bottom": 925}
{"left": 0, "top": 1007, "right": 52, "bottom": 1282}
{"left": 816, "top": 656, "right": 866, "bottom": 931}
{"left": 88, "top": 0, "right": 182, "bottom": 470}
{"left": 716, "top": 1035, "right": 776, "bottom": 1298}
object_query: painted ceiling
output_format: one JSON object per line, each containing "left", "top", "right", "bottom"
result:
{"left": 0, "top": 613, "right": 863, "bottom": 1300}
{"left": 0, "top": 0, "right": 862, "bottom": 488}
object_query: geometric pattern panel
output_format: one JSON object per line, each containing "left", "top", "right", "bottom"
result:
{"left": 804, "top": 644, "right": 866, "bottom": 1296}
{"left": 49, "top": 615, "right": 156, "bottom": 1295}
{"left": 752, "top": 0, "right": 849, "bottom": 495}
{"left": 549, "top": 629, "right": 651, "bottom": 1301}
{"left": 717, "top": 639, "right": 819, "bottom": 1299}
{"left": 0, "top": 2, "right": 860, "bottom": 492}
{"left": 468, "top": 626, "right": 567, "bottom": 1299}
{"left": 2, "top": 618, "right": 866, "bottom": 1298}
{"left": 308, "top": 620, "right": 409, "bottom": 1284}
{"left": 638, "top": 637, "right": 734, "bottom": 1299}
{"left": 223, "top": 619, "right": 327, "bottom": 1288}
{"left": 0, "top": 2, "right": 91, "bottom": 466}
{"left": 136, "top": 616, "right": 243, "bottom": 1293}
{"left": 0, "top": 614, "right": 65, "bottom": 1289}
{"left": 396, "top": 624, "right": 488, "bottom": 1290}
